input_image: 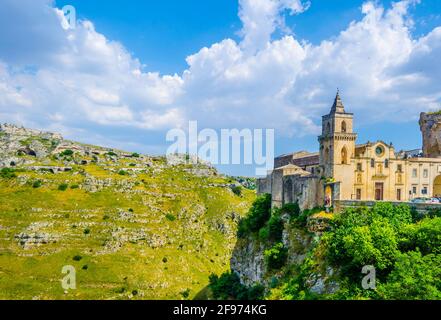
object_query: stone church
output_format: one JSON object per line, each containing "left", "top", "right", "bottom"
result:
{"left": 257, "top": 92, "right": 441, "bottom": 209}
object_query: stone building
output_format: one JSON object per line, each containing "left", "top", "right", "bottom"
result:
{"left": 257, "top": 92, "right": 441, "bottom": 209}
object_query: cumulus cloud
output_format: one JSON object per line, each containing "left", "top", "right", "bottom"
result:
{"left": 238, "top": 0, "right": 310, "bottom": 54}
{"left": 0, "top": 0, "right": 440, "bottom": 151}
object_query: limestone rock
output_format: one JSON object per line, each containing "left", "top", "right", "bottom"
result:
{"left": 420, "top": 112, "right": 441, "bottom": 158}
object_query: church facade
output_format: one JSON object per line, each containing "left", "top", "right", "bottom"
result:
{"left": 257, "top": 92, "right": 441, "bottom": 209}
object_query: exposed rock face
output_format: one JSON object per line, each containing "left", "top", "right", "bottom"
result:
{"left": 420, "top": 112, "right": 441, "bottom": 158}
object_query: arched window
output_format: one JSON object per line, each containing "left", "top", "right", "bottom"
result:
{"left": 378, "top": 163, "right": 383, "bottom": 174}
{"left": 326, "top": 122, "right": 331, "bottom": 134}
{"left": 341, "top": 121, "right": 347, "bottom": 133}
{"left": 324, "top": 147, "right": 330, "bottom": 163}
{"left": 341, "top": 147, "right": 348, "bottom": 165}
{"left": 357, "top": 173, "right": 362, "bottom": 184}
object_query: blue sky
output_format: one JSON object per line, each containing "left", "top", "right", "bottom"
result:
{"left": 54, "top": 0, "right": 441, "bottom": 73}
{"left": 1, "top": 0, "right": 441, "bottom": 176}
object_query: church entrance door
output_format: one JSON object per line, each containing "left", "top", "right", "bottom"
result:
{"left": 375, "top": 183, "right": 384, "bottom": 201}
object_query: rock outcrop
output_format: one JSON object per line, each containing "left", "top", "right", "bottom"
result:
{"left": 420, "top": 112, "right": 441, "bottom": 158}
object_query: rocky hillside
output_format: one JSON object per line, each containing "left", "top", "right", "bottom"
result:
{"left": 0, "top": 124, "right": 255, "bottom": 300}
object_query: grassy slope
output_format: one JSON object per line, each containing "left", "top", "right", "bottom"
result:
{"left": 0, "top": 154, "right": 255, "bottom": 299}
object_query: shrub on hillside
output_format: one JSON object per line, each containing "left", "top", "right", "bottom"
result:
{"left": 60, "top": 149, "right": 74, "bottom": 157}
{"left": 264, "top": 242, "right": 288, "bottom": 270}
{"left": 266, "top": 213, "right": 284, "bottom": 242}
{"left": 32, "top": 180, "right": 42, "bottom": 188}
{"left": 58, "top": 183, "right": 68, "bottom": 191}
{"left": 281, "top": 202, "right": 301, "bottom": 218}
{"left": 237, "top": 194, "right": 271, "bottom": 238}
{"left": 209, "top": 272, "right": 264, "bottom": 300}
{"left": 231, "top": 185, "right": 242, "bottom": 196}
{"left": 0, "top": 168, "right": 17, "bottom": 179}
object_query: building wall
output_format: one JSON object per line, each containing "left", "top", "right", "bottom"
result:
{"left": 282, "top": 175, "right": 323, "bottom": 210}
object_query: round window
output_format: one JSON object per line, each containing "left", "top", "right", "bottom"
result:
{"left": 375, "top": 146, "right": 384, "bottom": 156}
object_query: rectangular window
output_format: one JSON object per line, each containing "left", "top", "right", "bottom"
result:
{"left": 356, "top": 189, "right": 361, "bottom": 200}
{"left": 412, "top": 168, "right": 418, "bottom": 178}
{"left": 397, "top": 189, "right": 402, "bottom": 201}
{"left": 397, "top": 164, "right": 402, "bottom": 172}
{"left": 422, "top": 187, "right": 428, "bottom": 195}
{"left": 412, "top": 186, "right": 417, "bottom": 194}
{"left": 423, "top": 169, "right": 428, "bottom": 178}
{"left": 357, "top": 163, "right": 362, "bottom": 171}
{"left": 371, "top": 159, "right": 375, "bottom": 168}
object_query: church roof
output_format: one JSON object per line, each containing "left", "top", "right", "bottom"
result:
{"left": 275, "top": 164, "right": 311, "bottom": 176}
{"left": 330, "top": 90, "right": 345, "bottom": 114}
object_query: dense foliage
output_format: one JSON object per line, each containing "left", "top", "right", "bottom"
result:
{"left": 209, "top": 272, "right": 264, "bottom": 300}
{"left": 264, "top": 242, "right": 288, "bottom": 270}
{"left": 237, "top": 194, "right": 271, "bottom": 237}
{"left": 278, "top": 202, "right": 441, "bottom": 300}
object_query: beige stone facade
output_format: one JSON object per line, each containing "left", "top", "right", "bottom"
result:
{"left": 257, "top": 92, "right": 441, "bottom": 209}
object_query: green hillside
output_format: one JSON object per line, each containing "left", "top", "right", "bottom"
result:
{"left": 0, "top": 125, "right": 255, "bottom": 300}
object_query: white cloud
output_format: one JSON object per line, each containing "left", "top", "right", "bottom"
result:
{"left": 238, "top": 0, "right": 310, "bottom": 54}
{"left": 0, "top": 0, "right": 440, "bottom": 151}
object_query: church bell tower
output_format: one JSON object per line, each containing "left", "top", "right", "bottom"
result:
{"left": 319, "top": 91, "right": 357, "bottom": 199}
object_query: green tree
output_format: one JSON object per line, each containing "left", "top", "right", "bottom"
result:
{"left": 237, "top": 194, "right": 271, "bottom": 237}
{"left": 378, "top": 251, "right": 441, "bottom": 300}
{"left": 264, "top": 242, "right": 288, "bottom": 270}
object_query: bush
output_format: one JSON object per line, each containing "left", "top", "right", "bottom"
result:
{"left": 209, "top": 272, "right": 264, "bottom": 300}
{"left": 60, "top": 149, "right": 74, "bottom": 157}
{"left": 0, "top": 168, "right": 17, "bottom": 179}
{"left": 281, "top": 202, "right": 301, "bottom": 218}
{"left": 106, "top": 151, "right": 118, "bottom": 157}
{"left": 258, "top": 226, "right": 270, "bottom": 241}
{"left": 165, "top": 214, "right": 176, "bottom": 222}
{"left": 83, "top": 228, "right": 91, "bottom": 235}
{"left": 399, "top": 217, "right": 441, "bottom": 255}
{"left": 32, "top": 180, "right": 42, "bottom": 188}
{"left": 231, "top": 186, "right": 242, "bottom": 196}
{"left": 70, "top": 184, "right": 79, "bottom": 189}
{"left": 73, "top": 255, "right": 82, "bottom": 261}
{"left": 264, "top": 242, "right": 288, "bottom": 270}
{"left": 267, "top": 213, "right": 284, "bottom": 242}
{"left": 237, "top": 194, "right": 271, "bottom": 237}
{"left": 58, "top": 183, "right": 68, "bottom": 191}
{"left": 131, "top": 153, "right": 140, "bottom": 158}
{"left": 180, "top": 289, "right": 190, "bottom": 299}
{"left": 292, "top": 206, "right": 324, "bottom": 227}
{"left": 118, "top": 170, "right": 128, "bottom": 176}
